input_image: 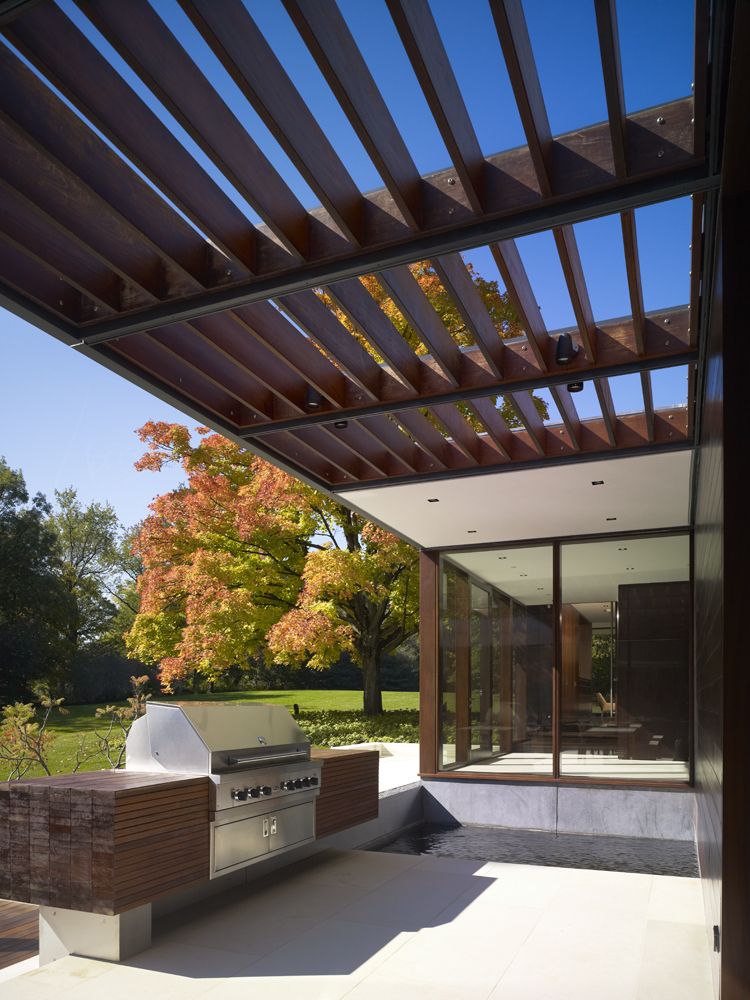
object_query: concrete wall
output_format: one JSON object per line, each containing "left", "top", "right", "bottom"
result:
{"left": 422, "top": 779, "right": 696, "bottom": 841}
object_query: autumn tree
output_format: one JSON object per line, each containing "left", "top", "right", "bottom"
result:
{"left": 320, "top": 261, "right": 547, "bottom": 427}
{"left": 126, "top": 424, "right": 417, "bottom": 714}
{"left": 128, "top": 260, "right": 540, "bottom": 712}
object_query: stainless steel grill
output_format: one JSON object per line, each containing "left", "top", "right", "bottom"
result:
{"left": 126, "top": 702, "right": 321, "bottom": 878}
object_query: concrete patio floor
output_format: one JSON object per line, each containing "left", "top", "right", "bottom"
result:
{"left": 0, "top": 847, "right": 712, "bottom": 1000}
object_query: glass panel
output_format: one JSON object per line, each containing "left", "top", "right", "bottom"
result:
{"left": 560, "top": 535, "right": 690, "bottom": 781}
{"left": 439, "top": 546, "right": 553, "bottom": 774}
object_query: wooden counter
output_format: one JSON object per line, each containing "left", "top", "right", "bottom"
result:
{"left": 0, "top": 749, "right": 379, "bottom": 917}
{"left": 0, "top": 771, "right": 210, "bottom": 915}
{"left": 312, "top": 748, "right": 379, "bottom": 839}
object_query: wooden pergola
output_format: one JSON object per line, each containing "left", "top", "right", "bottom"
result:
{"left": 0, "top": 0, "right": 716, "bottom": 492}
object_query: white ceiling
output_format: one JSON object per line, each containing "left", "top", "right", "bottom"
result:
{"left": 339, "top": 450, "right": 692, "bottom": 549}
{"left": 448, "top": 533, "right": 689, "bottom": 607}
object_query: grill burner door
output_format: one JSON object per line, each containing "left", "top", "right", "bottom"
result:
{"left": 214, "top": 800, "right": 314, "bottom": 874}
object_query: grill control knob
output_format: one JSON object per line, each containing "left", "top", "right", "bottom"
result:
{"left": 294, "top": 778, "right": 304, "bottom": 789}
{"left": 232, "top": 789, "right": 248, "bottom": 801}
{"left": 261, "top": 786, "right": 272, "bottom": 796}
{"left": 248, "top": 787, "right": 261, "bottom": 798}
{"left": 310, "top": 776, "right": 319, "bottom": 786}
{"left": 282, "top": 780, "right": 294, "bottom": 791}
{"left": 302, "top": 777, "right": 311, "bottom": 787}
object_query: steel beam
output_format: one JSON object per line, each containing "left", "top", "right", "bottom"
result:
{"left": 239, "top": 348, "right": 697, "bottom": 437}
{"left": 73, "top": 165, "right": 719, "bottom": 346}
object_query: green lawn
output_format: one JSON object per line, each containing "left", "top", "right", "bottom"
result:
{"left": 8, "top": 689, "right": 419, "bottom": 780}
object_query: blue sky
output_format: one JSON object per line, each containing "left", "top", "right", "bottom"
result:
{"left": 0, "top": 0, "right": 695, "bottom": 526}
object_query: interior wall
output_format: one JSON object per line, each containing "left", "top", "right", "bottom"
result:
{"left": 693, "top": 230, "right": 723, "bottom": 998}
{"left": 693, "top": 3, "right": 750, "bottom": 993}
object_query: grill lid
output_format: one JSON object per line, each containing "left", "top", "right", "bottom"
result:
{"left": 126, "top": 701, "right": 311, "bottom": 775}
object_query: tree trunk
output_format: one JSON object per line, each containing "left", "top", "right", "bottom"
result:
{"left": 361, "top": 646, "right": 383, "bottom": 716}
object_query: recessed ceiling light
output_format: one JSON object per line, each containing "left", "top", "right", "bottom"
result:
{"left": 427, "top": 498, "right": 439, "bottom": 503}
{"left": 498, "top": 556, "right": 507, "bottom": 560}
{"left": 520, "top": 573, "right": 528, "bottom": 577}
{"left": 626, "top": 566, "right": 635, "bottom": 571}
{"left": 334, "top": 420, "right": 348, "bottom": 429}
{"left": 537, "top": 587, "right": 544, "bottom": 591}
{"left": 567, "top": 381, "right": 584, "bottom": 393}
{"left": 618, "top": 546, "right": 628, "bottom": 551}
{"left": 591, "top": 480, "right": 604, "bottom": 486}
{"left": 606, "top": 517, "right": 617, "bottom": 521}
{"left": 467, "top": 529, "right": 477, "bottom": 534}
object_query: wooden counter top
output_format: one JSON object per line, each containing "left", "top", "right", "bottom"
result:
{"left": 0, "top": 771, "right": 210, "bottom": 915}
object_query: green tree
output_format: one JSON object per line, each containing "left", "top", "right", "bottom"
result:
{"left": 96, "top": 525, "right": 144, "bottom": 655}
{"left": 127, "top": 424, "right": 418, "bottom": 714}
{"left": 0, "top": 459, "right": 74, "bottom": 701}
{"left": 46, "top": 488, "right": 121, "bottom": 653}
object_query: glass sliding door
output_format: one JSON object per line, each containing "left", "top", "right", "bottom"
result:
{"left": 559, "top": 534, "right": 690, "bottom": 781}
{"left": 439, "top": 547, "right": 553, "bottom": 775}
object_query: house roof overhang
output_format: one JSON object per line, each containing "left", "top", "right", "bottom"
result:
{"left": 0, "top": 0, "right": 733, "bottom": 545}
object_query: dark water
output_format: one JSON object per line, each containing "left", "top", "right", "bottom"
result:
{"left": 374, "top": 822, "right": 698, "bottom": 877}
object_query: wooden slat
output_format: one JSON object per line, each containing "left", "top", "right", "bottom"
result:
{"left": 506, "top": 391, "right": 546, "bottom": 455}
{"left": 81, "top": 0, "right": 309, "bottom": 259}
{"left": 549, "top": 384, "right": 582, "bottom": 450}
{"left": 467, "top": 397, "right": 513, "bottom": 460}
{"left": 686, "top": 363, "right": 697, "bottom": 438}
{"left": 0, "top": 116, "right": 168, "bottom": 304}
{"left": 188, "top": 313, "right": 301, "bottom": 417}
{"left": 0, "top": 901, "right": 38, "bottom": 972}
{"left": 0, "top": 773, "right": 210, "bottom": 917}
{"left": 313, "top": 749, "right": 379, "bottom": 840}
{"left": 111, "top": 336, "right": 256, "bottom": 426}
{"left": 0, "top": 180, "right": 121, "bottom": 315}
{"left": 492, "top": 0, "right": 602, "bottom": 386}
{"left": 641, "top": 370, "right": 655, "bottom": 442}
{"left": 489, "top": 0, "right": 552, "bottom": 196}
{"left": 595, "top": 0, "right": 627, "bottom": 178}
{"left": 261, "top": 429, "right": 343, "bottom": 485}
{"left": 277, "top": 291, "right": 384, "bottom": 401}
{"left": 490, "top": 240, "right": 551, "bottom": 370}
{"left": 283, "top": 0, "right": 422, "bottom": 230}
{"left": 689, "top": 193, "right": 704, "bottom": 347}
{"left": 386, "top": 0, "right": 484, "bottom": 212}
{"left": 150, "top": 323, "right": 282, "bottom": 420}
{"left": 291, "top": 426, "right": 370, "bottom": 481}
{"left": 692, "top": 0, "right": 710, "bottom": 159}
{"left": 621, "top": 210, "right": 646, "bottom": 354}
{"left": 394, "top": 409, "right": 455, "bottom": 470}
{"left": 182, "top": 0, "right": 363, "bottom": 245}
{"left": 326, "top": 279, "right": 423, "bottom": 393}
{"left": 356, "top": 414, "right": 424, "bottom": 473}
{"left": 5, "top": 2, "right": 256, "bottom": 274}
{"left": 319, "top": 423, "right": 395, "bottom": 478}
{"left": 431, "top": 403, "right": 483, "bottom": 462}
{"left": 594, "top": 377, "right": 618, "bottom": 447}
{"left": 0, "top": 42, "right": 210, "bottom": 292}
{"left": 0, "top": 236, "right": 86, "bottom": 323}
{"left": 233, "top": 302, "right": 349, "bottom": 408}
{"left": 553, "top": 225, "right": 597, "bottom": 362}
{"left": 432, "top": 255, "right": 504, "bottom": 378}
{"left": 377, "top": 267, "right": 463, "bottom": 385}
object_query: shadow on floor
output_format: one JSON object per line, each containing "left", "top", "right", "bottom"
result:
{"left": 128, "top": 851, "right": 493, "bottom": 979}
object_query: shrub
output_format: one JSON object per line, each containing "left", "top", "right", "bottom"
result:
{"left": 297, "top": 709, "right": 419, "bottom": 747}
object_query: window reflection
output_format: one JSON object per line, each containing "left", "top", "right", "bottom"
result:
{"left": 560, "top": 535, "right": 690, "bottom": 781}
{"left": 437, "top": 534, "right": 690, "bottom": 782}
{"left": 439, "top": 547, "right": 553, "bottom": 774}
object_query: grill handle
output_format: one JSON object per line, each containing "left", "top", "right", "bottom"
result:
{"left": 227, "top": 750, "right": 308, "bottom": 767}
